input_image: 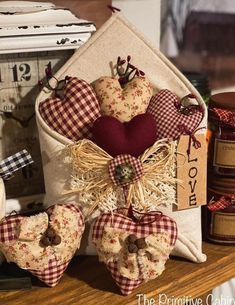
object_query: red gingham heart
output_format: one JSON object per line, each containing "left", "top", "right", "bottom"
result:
{"left": 147, "top": 89, "right": 203, "bottom": 140}
{"left": 39, "top": 77, "right": 101, "bottom": 142}
{"left": 0, "top": 203, "right": 84, "bottom": 287}
{"left": 92, "top": 211, "right": 177, "bottom": 295}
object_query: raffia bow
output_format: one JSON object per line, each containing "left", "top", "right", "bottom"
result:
{"left": 65, "top": 139, "right": 178, "bottom": 216}
{"left": 95, "top": 227, "right": 172, "bottom": 281}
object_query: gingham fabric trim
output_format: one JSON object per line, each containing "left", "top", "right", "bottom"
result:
{"left": 0, "top": 215, "right": 22, "bottom": 243}
{"left": 31, "top": 260, "right": 69, "bottom": 287}
{"left": 0, "top": 150, "right": 33, "bottom": 180}
{"left": 108, "top": 154, "right": 143, "bottom": 187}
{"left": 210, "top": 107, "right": 235, "bottom": 128}
{"left": 39, "top": 77, "right": 101, "bottom": 142}
{"left": 92, "top": 211, "right": 178, "bottom": 247}
{"left": 107, "top": 262, "right": 142, "bottom": 295}
{"left": 208, "top": 196, "right": 235, "bottom": 211}
{"left": 147, "top": 89, "right": 203, "bottom": 139}
{"left": 0, "top": 203, "right": 84, "bottom": 287}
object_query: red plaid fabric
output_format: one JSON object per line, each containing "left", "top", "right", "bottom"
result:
{"left": 210, "top": 107, "right": 235, "bottom": 128}
{"left": 108, "top": 154, "right": 143, "bottom": 186}
{"left": 31, "top": 260, "right": 69, "bottom": 287}
{"left": 0, "top": 203, "right": 84, "bottom": 287}
{"left": 107, "top": 262, "right": 142, "bottom": 295}
{"left": 0, "top": 215, "right": 22, "bottom": 243}
{"left": 39, "top": 77, "right": 101, "bottom": 142}
{"left": 92, "top": 211, "right": 177, "bottom": 295}
{"left": 147, "top": 89, "right": 203, "bottom": 139}
{"left": 93, "top": 212, "right": 177, "bottom": 246}
{"left": 208, "top": 196, "right": 235, "bottom": 211}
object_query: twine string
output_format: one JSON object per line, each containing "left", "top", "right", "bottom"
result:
{"left": 108, "top": 207, "right": 163, "bottom": 224}
{"left": 177, "top": 125, "right": 205, "bottom": 155}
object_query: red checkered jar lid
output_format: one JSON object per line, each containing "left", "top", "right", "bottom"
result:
{"left": 208, "top": 92, "right": 235, "bottom": 177}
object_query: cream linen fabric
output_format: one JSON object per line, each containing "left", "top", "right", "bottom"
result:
{"left": 36, "top": 13, "right": 207, "bottom": 263}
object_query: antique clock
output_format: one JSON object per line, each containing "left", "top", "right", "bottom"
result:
{"left": 0, "top": 50, "right": 74, "bottom": 198}
{"left": 0, "top": 1, "right": 95, "bottom": 200}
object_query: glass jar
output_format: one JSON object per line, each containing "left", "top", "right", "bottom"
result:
{"left": 206, "top": 92, "right": 235, "bottom": 244}
{"left": 208, "top": 92, "right": 235, "bottom": 176}
{"left": 207, "top": 188, "right": 235, "bottom": 244}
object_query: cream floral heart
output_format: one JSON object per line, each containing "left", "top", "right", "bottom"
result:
{"left": 93, "top": 76, "right": 153, "bottom": 122}
{"left": 0, "top": 203, "right": 84, "bottom": 287}
{"left": 92, "top": 211, "right": 177, "bottom": 295}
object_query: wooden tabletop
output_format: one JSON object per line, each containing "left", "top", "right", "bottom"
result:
{"left": 0, "top": 242, "right": 234, "bottom": 305}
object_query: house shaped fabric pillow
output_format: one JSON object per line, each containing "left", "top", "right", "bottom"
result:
{"left": 36, "top": 13, "right": 207, "bottom": 263}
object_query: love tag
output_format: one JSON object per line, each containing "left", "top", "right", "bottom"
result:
{"left": 176, "top": 135, "right": 207, "bottom": 210}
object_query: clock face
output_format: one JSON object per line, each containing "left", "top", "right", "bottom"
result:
{"left": 0, "top": 50, "right": 73, "bottom": 198}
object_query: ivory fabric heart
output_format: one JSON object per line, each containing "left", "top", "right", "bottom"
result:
{"left": 93, "top": 76, "right": 153, "bottom": 122}
{"left": 92, "top": 113, "right": 157, "bottom": 157}
{"left": 39, "top": 77, "right": 101, "bottom": 142}
{"left": 0, "top": 203, "right": 84, "bottom": 287}
{"left": 147, "top": 89, "right": 204, "bottom": 140}
{"left": 92, "top": 211, "right": 177, "bottom": 295}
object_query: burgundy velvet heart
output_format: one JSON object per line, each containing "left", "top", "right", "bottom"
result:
{"left": 39, "top": 77, "right": 101, "bottom": 142}
{"left": 92, "top": 113, "right": 157, "bottom": 157}
{"left": 147, "top": 89, "right": 203, "bottom": 140}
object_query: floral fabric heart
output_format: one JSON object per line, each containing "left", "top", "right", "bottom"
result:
{"left": 92, "top": 211, "right": 177, "bottom": 295}
{"left": 147, "top": 89, "right": 203, "bottom": 140}
{"left": 39, "top": 77, "right": 101, "bottom": 142}
{"left": 92, "top": 113, "right": 157, "bottom": 157}
{"left": 93, "top": 76, "right": 153, "bottom": 122}
{"left": 0, "top": 203, "right": 84, "bottom": 287}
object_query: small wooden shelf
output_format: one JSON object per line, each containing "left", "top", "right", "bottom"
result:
{"left": 0, "top": 242, "right": 235, "bottom": 305}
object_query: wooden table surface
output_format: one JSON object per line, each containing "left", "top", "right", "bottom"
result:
{"left": 0, "top": 242, "right": 234, "bottom": 305}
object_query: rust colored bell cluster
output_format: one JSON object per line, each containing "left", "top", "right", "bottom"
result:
{"left": 40, "top": 226, "right": 61, "bottom": 247}
{"left": 126, "top": 234, "right": 147, "bottom": 253}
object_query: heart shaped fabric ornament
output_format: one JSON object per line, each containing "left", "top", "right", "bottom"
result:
{"left": 92, "top": 113, "right": 157, "bottom": 157}
{"left": 0, "top": 203, "right": 84, "bottom": 287}
{"left": 147, "top": 89, "right": 204, "bottom": 140}
{"left": 92, "top": 211, "right": 177, "bottom": 295}
{"left": 93, "top": 76, "right": 153, "bottom": 122}
{"left": 39, "top": 77, "right": 101, "bottom": 142}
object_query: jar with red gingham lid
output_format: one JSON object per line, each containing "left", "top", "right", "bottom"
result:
{"left": 206, "top": 92, "right": 235, "bottom": 244}
{"left": 206, "top": 187, "right": 235, "bottom": 244}
{"left": 208, "top": 92, "right": 235, "bottom": 176}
